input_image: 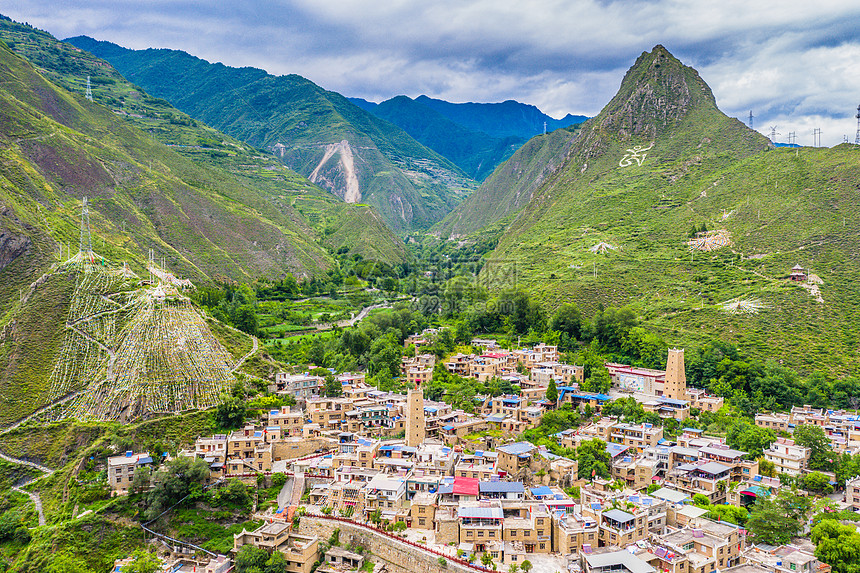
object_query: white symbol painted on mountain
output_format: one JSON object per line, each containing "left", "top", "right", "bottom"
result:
{"left": 619, "top": 143, "right": 654, "bottom": 167}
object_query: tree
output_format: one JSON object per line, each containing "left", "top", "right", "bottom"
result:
{"left": 545, "top": 379, "right": 558, "bottom": 403}
{"left": 581, "top": 366, "right": 611, "bottom": 394}
{"left": 520, "top": 560, "right": 533, "bottom": 573}
{"left": 576, "top": 438, "right": 611, "bottom": 480}
{"left": 264, "top": 551, "right": 289, "bottom": 573}
{"left": 46, "top": 554, "right": 95, "bottom": 573}
{"left": 801, "top": 472, "right": 834, "bottom": 495}
{"left": 145, "top": 456, "right": 211, "bottom": 520}
{"left": 481, "top": 552, "right": 494, "bottom": 569}
{"left": 235, "top": 545, "right": 269, "bottom": 573}
{"left": 124, "top": 551, "right": 161, "bottom": 573}
{"left": 234, "top": 304, "right": 259, "bottom": 336}
{"left": 131, "top": 465, "right": 151, "bottom": 494}
{"left": 550, "top": 303, "right": 583, "bottom": 341}
{"left": 726, "top": 420, "right": 776, "bottom": 458}
{"left": 746, "top": 488, "right": 812, "bottom": 544}
{"left": 811, "top": 520, "right": 860, "bottom": 573}
{"left": 323, "top": 373, "right": 342, "bottom": 397}
{"left": 215, "top": 394, "right": 246, "bottom": 429}
{"left": 794, "top": 424, "right": 836, "bottom": 471}
{"left": 509, "top": 564, "right": 519, "bottom": 573}
{"left": 758, "top": 458, "right": 777, "bottom": 478}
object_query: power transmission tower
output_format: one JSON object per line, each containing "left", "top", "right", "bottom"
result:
{"left": 79, "top": 197, "right": 93, "bottom": 260}
{"left": 854, "top": 104, "right": 860, "bottom": 146}
{"left": 85, "top": 76, "right": 93, "bottom": 102}
{"left": 543, "top": 121, "right": 547, "bottom": 135}
{"left": 748, "top": 110, "right": 754, "bottom": 130}
{"left": 768, "top": 126, "right": 779, "bottom": 142}
{"left": 788, "top": 131, "right": 796, "bottom": 145}
{"left": 813, "top": 128, "right": 822, "bottom": 148}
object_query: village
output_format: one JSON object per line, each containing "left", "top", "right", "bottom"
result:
{"left": 106, "top": 328, "right": 860, "bottom": 573}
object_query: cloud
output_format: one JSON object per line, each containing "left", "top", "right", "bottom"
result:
{"left": 4, "top": 0, "right": 860, "bottom": 144}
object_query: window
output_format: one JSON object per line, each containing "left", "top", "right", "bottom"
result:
{"left": 478, "top": 531, "right": 485, "bottom": 537}
{"left": 540, "top": 543, "right": 545, "bottom": 550}
{"left": 511, "top": 531, "right": 517, "bottom": 537}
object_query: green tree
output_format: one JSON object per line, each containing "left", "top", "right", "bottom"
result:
{"left": 235, "top": 545, "right": 269, "bottom": 573}
{"left": 215, "top": 393, "right": 246, "bottom": 429}
{"left": 794, "top": 424, "right": 836, "bottom": 471}
{"left": 746, "top": 488, "right": 812, "bottom": 544}
{"left": 576, "top": 438, "right": 611, "bottom": 480}
{"left": 581, "top": 366, "right": 611, "bottom": 393}
{"left": 234, "top": 304, "right": 259, "bottom": 336}
{"left": 801, "top": 472, "right": 834, "bottom": 494}
{"left": 726, "top": 420, "right": 776, "bottom": 458}
{"left": 145, "top": 456, "right": 211, "bottom": 520}
{"left": 131, "top": 465, "right": 151, "bottom": 494}
{"left": 323, "top": 373, "right": 342, "bottom": 397}
{"left": 545, "top": 378, "right": 558, "bottom": 403}
{"left": 265, "top": 551, "right": 289, "bottom": 573}
{"left": 46, "top": 554, "right": 95, "bottom": 573}
{"left": 124, "top": 551, "right": 161, "bottom": 573}
{"left": 520, "top": 560, "right": 533, "bottom": 573}
{"left": 811, "top": 520, "right": 860, "bottom": 573}
{"left": 549, "top": 303, "right": 583, "bottom": 341}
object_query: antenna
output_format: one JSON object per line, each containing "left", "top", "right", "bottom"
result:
{"left": 79, "top": 197, "right": 94, "bottom": 262}
{"left": 85, "top": 76, "right": 93, "bottom": 102}
{"left": 748, "top": 110, "right": 754, "bottom": 130}
{"left": 854, "top": 104, "right": 860, "bottom": 146}
{"left": 813, "top": 128, "right": 822, "bottom": 148}
{"left": 768, "top": 126, "right": 780, "bottom": 142}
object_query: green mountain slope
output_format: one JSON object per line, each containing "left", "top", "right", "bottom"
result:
{"left": 486, "top": 45, "right": 860, "bottom": 373}
{"left": 0, "top": 17, "right": 406, "bottom": 265}
{"left": 435, "top": 125, "right": 581, "bottom": 237}
{"left": 0, "top": 41, "right": 334, "bottom": 424}
{"left": 67, "top": 36, "right": 476, "bottom": 234}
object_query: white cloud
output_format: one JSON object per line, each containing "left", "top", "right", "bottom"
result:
{"left": 5, "top": 0, "right": 860, "bottom": 145}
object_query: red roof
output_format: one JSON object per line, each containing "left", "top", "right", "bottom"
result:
{"left": 453, "top": 476, "right": 480, "bottom": 496}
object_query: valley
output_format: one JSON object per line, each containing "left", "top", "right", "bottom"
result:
{"left": 0, "top": 13, "right": 859, "bottom": 573}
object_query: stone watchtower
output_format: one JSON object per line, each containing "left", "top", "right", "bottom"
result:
{"left": 406, "top": 382, "right": 425, "bottom": 448}
{"left": 664, "top": 348, "right": 687, "bottom": 401}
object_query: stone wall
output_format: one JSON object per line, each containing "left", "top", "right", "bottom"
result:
{"left": 298, "top": 516, "right": 474, "bottom": 573}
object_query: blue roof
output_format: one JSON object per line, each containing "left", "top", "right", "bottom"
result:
{"left": 657, "top": 397, "right": 688, "bottom": 406}
{"left": 136, "top": 456, "right": 154, "bottom": 465}
{"left": 443, "top": 425, "right": 455, "bottom": 431}
{"left": 480, "top": 481, "right": 525, "bottom": 493}
{"left": 531, "top": 486, "right": 553, "bottom": 497}
{"left": 603, "top": 508, "right": 635, "bottom": 523}
{"left": 458, "top": 506, "right": 504, "bottom": 519}
{"left": 437, "top": 484, "right": 454, "bottom": 494}
{"left": 497, "top": 442, "right": 535, "bottom": 455}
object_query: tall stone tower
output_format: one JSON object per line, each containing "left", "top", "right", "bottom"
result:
{"left": 664, "top": 348, "right": 687, "bottom": 401}
{"left": 406, "top": 382, "right": 425, "bottom": 448}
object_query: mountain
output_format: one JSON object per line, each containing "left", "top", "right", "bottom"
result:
{"left": 0, "top": 17, "right": 406, "bottom": 265}
{"left": 353, "top": 95, "right": 522, "bottom": 180}
{"left": 350, "top": 95, "right": 587, "bottom": 181}
{"left": 477, "top": 45, "right": 860, "bottom": 373}
{"left": 67, "top": 36, "right": 476, "bottom": 234}
{"left": 435, "top": 125, "right": 581, "bottom": 237}
{"left": 413, "top": 96, "right": 586, "bottom": 140}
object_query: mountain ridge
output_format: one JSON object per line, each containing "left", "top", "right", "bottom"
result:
{"left": 67, "top": 35, "right": 475, "bottom": 234}
{"left": 471, "top": 45, "right": 860, "bottom": 373}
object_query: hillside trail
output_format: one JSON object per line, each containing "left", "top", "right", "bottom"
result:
{"left": 232, "top": 335, "right": 259, "bottom": 373}
{"left": 0, "top": 451, "right": 53, "bottom": 527}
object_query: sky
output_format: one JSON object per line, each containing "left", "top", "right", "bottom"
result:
{"left": 5, "top": 1, "right": 860, "bottom": 146}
